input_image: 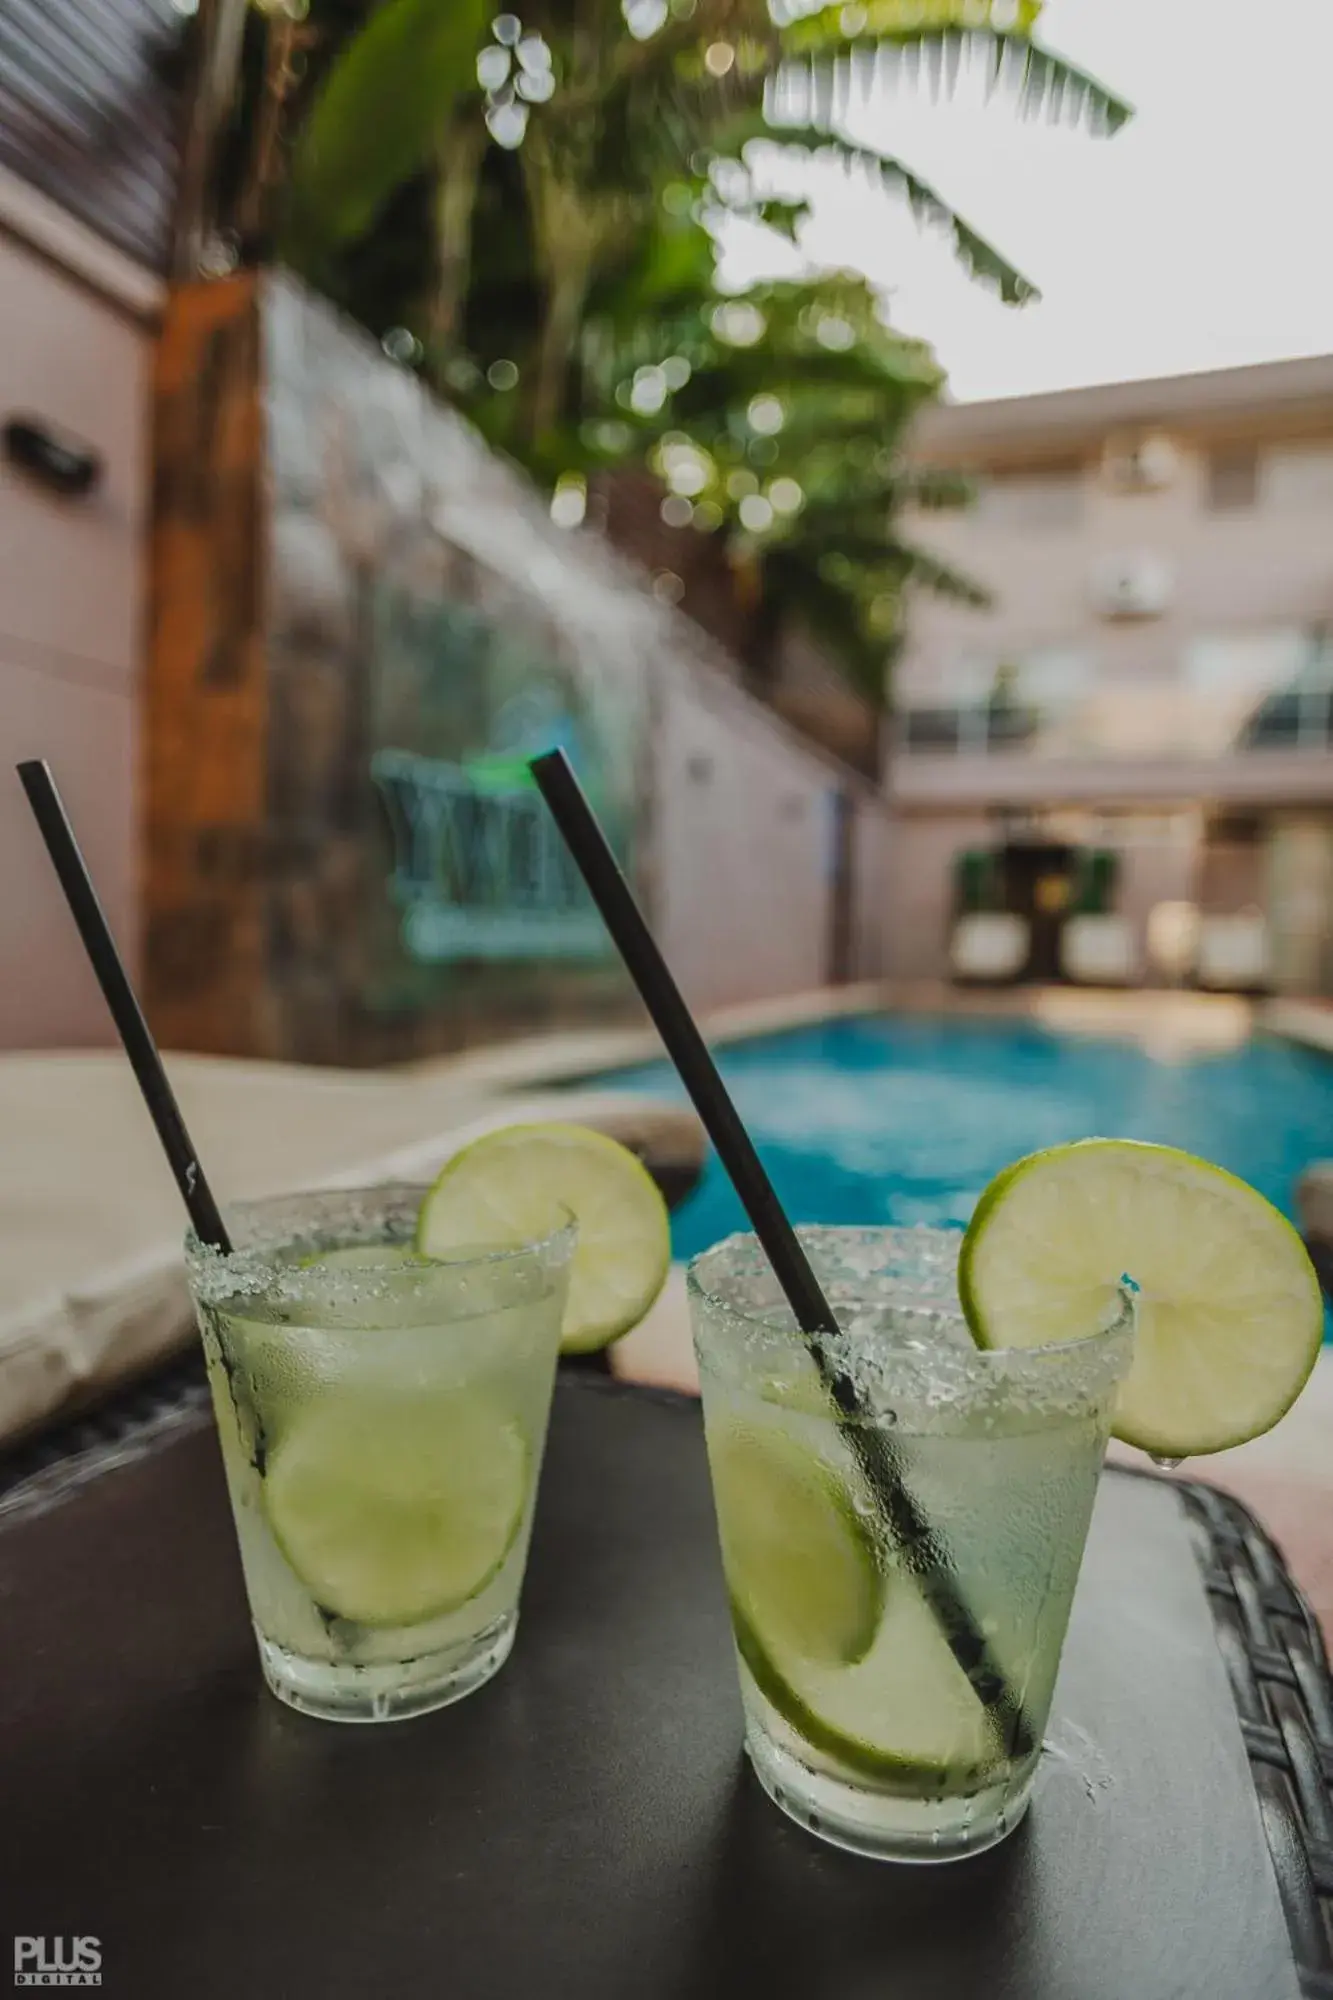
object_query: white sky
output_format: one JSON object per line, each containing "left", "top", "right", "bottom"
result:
{"left": 719, "top": 0, "right": 1333, "bottom": 402}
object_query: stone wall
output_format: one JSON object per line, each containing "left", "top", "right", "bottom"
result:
{"left": 146, "top": 272, "right": 895, "bottom": 1063}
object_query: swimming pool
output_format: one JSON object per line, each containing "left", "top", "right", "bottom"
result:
{"left": 595, "top": 1014, "right": 1333, "bottom": 1337}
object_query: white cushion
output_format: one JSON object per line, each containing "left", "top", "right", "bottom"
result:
{"left": 1061, "top": 915, "right": 1139, "bottom": 985}
{"left": 949, "top": 913, "right": 1028, "bottom": 981}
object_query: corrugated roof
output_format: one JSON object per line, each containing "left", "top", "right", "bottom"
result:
{"left": 0, "top": 0, "right": 187, "bottom": 272}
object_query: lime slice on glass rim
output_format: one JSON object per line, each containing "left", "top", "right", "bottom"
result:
{"left": 959, "top": 1139, "right": 1323, "bottom": 1458}
{"left": 709, "top": 1423, "right": 1001, "bottom": 1791}
{"left": 264, "top": 1390, "right": 528, "bottom": 1626}
{"left": 416, "top": 1122, "right": 671, "bottom": 1353}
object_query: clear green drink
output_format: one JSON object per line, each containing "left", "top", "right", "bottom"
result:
{"left": 688, "top": 1225, "right": 1133, "bottom": 1862}
{"left": 185, "top": 1185, "right": 574, "bottom": 1722}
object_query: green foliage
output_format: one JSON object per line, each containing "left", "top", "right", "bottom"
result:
{"left": 780, "top": 6, "right": 1130, "bottom": 140}
{"left": 729, "top": 120, "right": 1036, "bottom": 302}
{"left": 262, "top": 0, "right": 1131, "bottom": 712}
{"left": 287, "top": 0, "right": 1133, "bottom": 354}
{"left": 285, "top": 0, "right": 490, "bottom": 255}
{"left": 552, "top": 208, "right": 988, "bottom": 703}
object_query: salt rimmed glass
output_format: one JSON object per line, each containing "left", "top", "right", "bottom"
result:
{"left": 689, "top": 1224, "right": 1135, "bottom": 1862}
{"left": 186, "top": 1185, "right": 574, "bottom": 1721}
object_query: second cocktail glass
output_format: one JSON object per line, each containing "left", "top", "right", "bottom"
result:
{"left": 689, "top": 1224, "right": 1134, "bottom": 1862}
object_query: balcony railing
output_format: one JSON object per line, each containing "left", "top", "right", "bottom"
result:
{"left": 897, "top": 685, "right": 1333, "bottom": 760}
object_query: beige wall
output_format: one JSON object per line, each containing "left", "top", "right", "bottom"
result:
{"left": 652, "top": 671, "right": 840, "bottom": 1010}
{"left": 1198, "top": 840, "right": 1264, "bottom": 915}
{"left": 877, "top": 813, "right": 993, "bottom": 979}
{"left": 848, "top": 805, "right": 897, "bottom": 979}
{"left": 894, "top": 747, "right": 1333, "bottom": 812}
{"left": 0, "top": 224, "right": 155, "bottom": 1047}
{"left": 1265, "top": 819, "right": 1333, "bottom": 994}
{"left": 1112, "top": 826, "right": 1198, "bottom": 978}
{"left": 902, "top": 436, "right": 1333, "bottom": 690}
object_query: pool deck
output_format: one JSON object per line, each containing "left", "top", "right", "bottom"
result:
{"left": 1262, "top": 995, "right": 1333, "bottom": 1057}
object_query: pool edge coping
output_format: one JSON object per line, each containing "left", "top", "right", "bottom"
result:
{"left": 405, "top": 981, "right": 1333, "bottom": 1098}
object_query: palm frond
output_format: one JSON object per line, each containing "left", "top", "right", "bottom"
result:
{"left": 285, "top": 0, "right": 491, "bottom": 253}
{"left": 737, "top": 121, "right": 1037, "bottom": 302}
{"left": 745, "top": 195, "right": 814, "bottom": 241}
{"left": 775, "top": 20, "right": 1132, "bottom": 136}
{"left": 887, "top": 540, "right": 993, "bottom": 605}
{"left": 570, "top": 17, "right": 772, "bottom": 189}
{"left": 761, "top": 554, "right": 891, "bottom": 704}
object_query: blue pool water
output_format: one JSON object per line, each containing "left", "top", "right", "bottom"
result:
{"left": 595, "top": 1014, "right": 1333, "bottom": 1337}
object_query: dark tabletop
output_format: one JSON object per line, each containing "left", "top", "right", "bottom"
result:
{"left": 0, "top": 1374, "right": 1301, "bottom": 2000}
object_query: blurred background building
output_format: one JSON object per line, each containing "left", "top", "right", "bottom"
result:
{"left": 891, "top": 356, "right": 1333, "bottom": 991}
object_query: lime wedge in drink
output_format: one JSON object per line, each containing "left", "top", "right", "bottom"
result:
{"left": 709, "top": 1423, "right": 882, "bottom": 1669}
{"left": 416, "top": 1123, "right": 671, "bottom": 1353}
{"left": 263, "top": 1390, "right": 528, "bottom": 1626}
{"left": 734, "top": 1583, "right": 1004, "bottom": 1791}
{"left": 710, "top": 1421, "right": 1000, "bottom": 1790}
{"left": 960, "top": 1139, "right": 1323, "bottom": 1457}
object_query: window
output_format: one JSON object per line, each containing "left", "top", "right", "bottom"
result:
{"left": 1244, "top": 692, "right": 1308, "bottom": 748}
{"left": 984, "top": 698, "right": 1038, "bottom": 750}
{"left": 898, "top": 648, "right": 1090, "bottom": 755}
{"left": 1205, "top": 447, "right": 1259, "bottom": 511}
{"left": 1240, "top": 631, "right": 1333, "bottom": 750}
{"left": 1185, "top": 630, "right": 1309, "bottom": 695}
{"left": 1186, "top": 628, "right": 1332, "bottom": 753}
{"left": 1265, "top": 446, "right": 1333, "bottom": 511}
{"left": 974, "top": 464, "right": 1084, "bottom": 530}
{"left": 903, "top": 708, "right": 962, "bottom": 751}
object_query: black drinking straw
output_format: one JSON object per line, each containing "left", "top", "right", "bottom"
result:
{"left": 17, "top": 760, "right": 232, "bottom": 1253}
{"left": 531, "top": 747, "right": 1031, "bottom": 1759}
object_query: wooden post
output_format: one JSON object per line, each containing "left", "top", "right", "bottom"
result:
{"left": 143, "top": 272, "right": 270, "bottom": 1054}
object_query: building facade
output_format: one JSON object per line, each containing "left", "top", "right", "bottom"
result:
{"left": 888, "top": 355, "right": 1333, "bottom": 991}
{"left": 0, "top": 0, "right": 185, "bottom": 1046}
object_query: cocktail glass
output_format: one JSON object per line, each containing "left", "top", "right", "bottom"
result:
{"left": 689, "top": 1224, "right": 1134, "bottom": 1861}
{"left": 186, "top": 1184, "right": 574, "bottom": 1722}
